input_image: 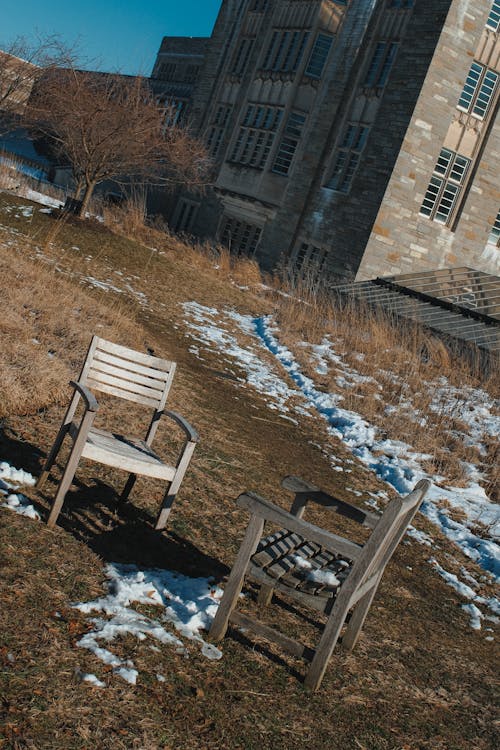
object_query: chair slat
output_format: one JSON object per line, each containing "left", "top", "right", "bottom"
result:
{"left": 252, "top": 531, "right": 304, "bottom": 568}
{"left": 90, "top": 359, "right": 169, "bottom": 389}
{"left": 81, "top": 428, "right": 176, "bottom": 480}
{"left": 86, "top": 378, "right": 160, "bottom": 408}
{"left": 95, "top": 337, "right": 173, "bottom": 370}
{"left": 93, "top": 349, "right": 172, "bottom": 380}
{"left": 86, "top": 370, "right": 164, "bottom": 401}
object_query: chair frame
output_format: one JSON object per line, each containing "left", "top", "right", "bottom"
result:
{"left": 209, "top": 476, "right": 430, "bottom": 691}
{"left": 37, "top": 336, "right": 199, "bottom": 530}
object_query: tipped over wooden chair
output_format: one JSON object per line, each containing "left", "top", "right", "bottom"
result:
{"left": 38, "top": 336, "right": 199, "bottom": 530}
{"left": 210, "top": 476, "right": 430, "bottom": 691}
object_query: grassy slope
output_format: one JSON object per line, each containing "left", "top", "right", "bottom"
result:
{"left": 0, "top": 193, "right": 497, "bottom": 750}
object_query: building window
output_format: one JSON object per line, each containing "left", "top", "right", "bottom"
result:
{"left": 304, "top": 34, "right": 334, "bottom": 79}
{"left": 325, "top": 123, "right": 370, "bottom": 193}
{"left": 364, "top": 41, "right": 398, "bottom": 88}
{"left": 457, "top": 61, "right": 498, "bottom": 119}
{"left": 158, "top": 62, "right": 177, "bottom": 81}
{"left": 220, "top": 217, "right": 262, "bottom": 255}
{"left": 294, "top": 243, "right": 326, "bottom": 273}
{"left": 250, "top": 0, "right": 269, "bottom": 11}
{"left": 230, "top": 104, "right": 283, "bottom": 169}
{"left": 420, "top": 148, "right": 471, "bottom": 224}
{"left": 261, "top": 29, "right": 310, "bottom": 73}
{"left": 272, "top": 111, "right": 306, "bottom": 175}
{"left": 486, "top": 1, "right": 500, "bottom": 31}
{"left": 172, "top": 200, "right": 198, "bottom": 233}
{"left": 207, "top": 105, "right": 231, "bottom": 158}
{"left": 487, "top": 209, "right": 500, "bottom": 245}
{"left": 161, "top": 98, "right": 186, "bottom": 127}
{"left": 388, "top": 0, "right": 414, "bottom": 7}
{"left": 231, "top": 37, "right": 255, "bottom": 76}
{"left": 185, "top": 65, "right": 200, "bottom": 84}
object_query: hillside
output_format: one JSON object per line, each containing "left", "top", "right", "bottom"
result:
{"left": 0, "top": 191, "right": 498, "bottom": 750}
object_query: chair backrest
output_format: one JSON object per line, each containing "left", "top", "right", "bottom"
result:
{"left": 79, "top": 336, "right": 176, "bottom": 410}
{"left": 348, "top": 479, "right": 430, "bottom": 594}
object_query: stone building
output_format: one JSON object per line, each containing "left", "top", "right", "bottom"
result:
{"left": 155, "top": 0, "right": 500, "bottom": 281}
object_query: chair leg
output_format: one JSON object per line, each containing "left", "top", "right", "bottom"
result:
{"left": 119, "top": 474, "right": 137, "bottom": 504}
{"left": 37, "top": 424, "right": 69, "bottom": 489}
{"left": 154, "top": 485, "right": 175, "bottom": 530}
{"left": 209, "top": 514, "right": 264, "bottom": 641}
{"left": 46, "top": 410, "right": 95, "bottom": 529}
{"left": 342, "top": 585, "right": 378, "bottom": 652}
{"left": 155, "top": 441, "right": 196, "bottom": 530}
{"left": 303, "top": 595, "right": 350, "bottom": 691}
{"left": 46, "top": 446, "right": 81, "bottom": 529}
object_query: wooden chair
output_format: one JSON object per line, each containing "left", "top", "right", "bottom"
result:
{"left": 210, "top": 476, "right": 430, "bottom": 691}
{"left": 37, "top": 335, "right": 199, "bottom": 530}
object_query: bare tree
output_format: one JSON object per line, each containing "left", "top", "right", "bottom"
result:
{"left": 0, "top": 36, "right": 73, "bottom": 134}
{"left": 25, "top": 68, "right": 211, "bottom": 217}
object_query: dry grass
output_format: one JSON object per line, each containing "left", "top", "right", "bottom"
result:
{"left": 274, "top": 277, "right": 499, "bottom": 489}
{"left": 102, "top": 194, "right": 264, "bottom": 289}
{"left": 0, "top": 190, "right": 497, "bottom": 749}
{"left": 0, "top": 242, "right": 142, "bottom": 417}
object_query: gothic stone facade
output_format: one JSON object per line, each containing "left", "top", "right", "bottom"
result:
{"left": 155, "top": 0, "right": 500, "bottom": 281}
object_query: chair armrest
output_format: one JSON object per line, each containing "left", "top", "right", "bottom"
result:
{"left": 237, "top": 491, "right": 362, "bottom": 560}
{"left": 162, "top": 410, "right": 199, "bottom": 443}
{"left": 69, "top": 381, "right": 99, "bottom": 412}
{"left": 282, "top": 475, "right": 379, "bottom": 529}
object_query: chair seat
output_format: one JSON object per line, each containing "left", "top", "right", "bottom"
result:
{"left": 81, "top": 427, "right": 177, "bottom": 481}
{"left": 251, "top": 529, "right": 353, "bottom": 599}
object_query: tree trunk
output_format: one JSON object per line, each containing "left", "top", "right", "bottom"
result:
{"left": 74, "top": 177, "right": 86, "bottom": 200}
{"left": 77, "top": 180, "right": 97, "bottom": 218}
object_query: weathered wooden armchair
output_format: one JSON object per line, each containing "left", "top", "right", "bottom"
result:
{"left": 210, "top": 476, "right": 430, "bottom": 691}
{"left": 38, "top": 336, "right": 199, "bottom": 530}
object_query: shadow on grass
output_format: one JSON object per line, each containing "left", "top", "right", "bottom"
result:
{"left": 1, "top": 423, "right": 320, "bottom": 685}
{"left": 0, "top": 420, "right": 228, "bottom": 580}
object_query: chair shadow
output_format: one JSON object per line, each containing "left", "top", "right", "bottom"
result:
{"left": 226, "top": 625, "right": 306, "bottom": 682}
{"left": 1, "top": 425, "right": 227, "bottom": 579}
{"left": 1, "top": 427, "right": 316, "bottom": 683}
{"left": 0, "top": 423, "right": 45, "bottom": 477}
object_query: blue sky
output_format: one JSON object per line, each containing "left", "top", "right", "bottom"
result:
{"left": 1, "top": 1, "right": 222, "bottom": 76}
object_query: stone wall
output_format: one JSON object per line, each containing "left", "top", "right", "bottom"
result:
{"left": 357, "top": 0, "right": 500, "bottom": 280}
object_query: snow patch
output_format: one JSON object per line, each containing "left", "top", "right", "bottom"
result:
{"left": 0, "top": 461, "right": 39, "bottom": 520}
{"left": 73, "top": 563, "right": 223, "bottom": 685}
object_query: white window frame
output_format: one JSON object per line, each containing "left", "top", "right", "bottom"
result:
{"left": 487, "top": 209, "right": 500, "bottom": 246}
{"left": 420, "top": 148, "right": 471, "bottom": 225}
{"left": 486, "top": 1, "right": 500, "bottom": 31}
{"left": 457, "top": 61, "right": 499, "bottom": 119}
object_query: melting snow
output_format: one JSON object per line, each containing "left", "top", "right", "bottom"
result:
{"left": 183, "top": 301, "right": 302, "bottom": 414}
{"left": 181, "top": 303, "right": 499, "bottom": 626}
{"left": 73, "top": 563, "right": 223, "bottom": 685}
{"left": 0, "top": 461, "right": 39, "bottom": 520}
